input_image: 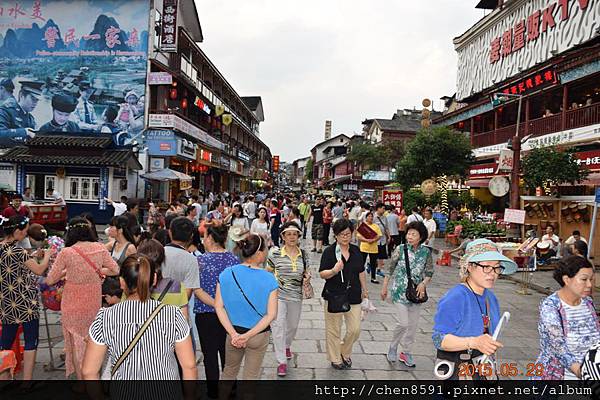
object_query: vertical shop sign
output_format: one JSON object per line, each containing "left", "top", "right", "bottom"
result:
{"left": 99, "top": 167, "right": 109, "bottom": 210}
{"left": 160, "top": 0, "right": 178, "bottom": 52}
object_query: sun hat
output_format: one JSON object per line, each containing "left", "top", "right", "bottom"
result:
{"left": 280, "top": 224, "right": 301, "bottom": 236}
{"left": 459, "top": 238, "right": 518, "bottom": 278}
{"left": 536, "top": 241, "right": 550, "bottom": 250}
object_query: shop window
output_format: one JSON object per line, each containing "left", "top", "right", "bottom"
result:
{"left": 44, "top": 176, "right": 56, "bottom": 199}
{"left": 65, "top": 176, "right": 100, "bottom": 201}
{"left": 25, "top": 174, "right": 35, "bottom": 193}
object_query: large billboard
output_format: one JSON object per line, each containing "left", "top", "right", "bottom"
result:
{"left": 0, "top": 0, "right": 150, "bottom": 147}
{"left": 454, "top": 0, "right": 598, "bottom": 100}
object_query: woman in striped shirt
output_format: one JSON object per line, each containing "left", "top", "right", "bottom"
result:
{"left": 82, "top": 255, "right": 196, "bottom": 380}
{"left": 267, "top": 221, "right": 308, "bottom": 377}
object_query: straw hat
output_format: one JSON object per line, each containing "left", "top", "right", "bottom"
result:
{"left": 459, "top": 239, "right": 518, "bottom": 279}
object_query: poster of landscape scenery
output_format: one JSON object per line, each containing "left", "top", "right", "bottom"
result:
{"left": 0, "top": 0, "right": 150, "bottom": 147}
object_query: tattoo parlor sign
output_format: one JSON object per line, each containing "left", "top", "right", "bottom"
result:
{"left": 455, "top": 0, "right": 597, "bottom": 100}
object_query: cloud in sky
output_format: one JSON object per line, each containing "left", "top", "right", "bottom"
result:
{"left": 195, "top": 0, "right": 484, "bottom": 162}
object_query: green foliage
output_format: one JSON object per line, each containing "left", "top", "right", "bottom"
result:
{"left": 347, "top": 140, "right": 406, "bottom": 171}
{"left": 521, "top": 146, "right": 589, "bottom": 191}
{"left": 304, "top": 158, "right": 314, "bottom": 181}
{"left": 402, "top": 189, "right": 481, "bottom": 214}
{"left": 396, "top": 126, "right": 474, "bottom": 189}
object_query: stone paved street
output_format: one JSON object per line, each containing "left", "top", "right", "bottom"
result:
{"left": 32, "top": 238, "right": 545, "bottom": 380}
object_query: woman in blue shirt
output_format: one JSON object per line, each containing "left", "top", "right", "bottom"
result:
{"left": 432, "top": 239, "right": 517, "bottom": 380}
{"left": 215, "top": 233, "right": 278, "bottom": 382}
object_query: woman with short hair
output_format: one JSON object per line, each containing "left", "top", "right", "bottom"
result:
{"left": 534, "top": 256, "right": 599, "bottom": 380}
{"left": 320, "top": 219, "right": 368, "bottom": 370}
{"left": 381, "top": 221, "right": 433, "bottom": 368}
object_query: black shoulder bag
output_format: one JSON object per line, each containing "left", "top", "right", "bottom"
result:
{"left": 326, "top": 251, "right": 351, "bottom": 313}
{"left": 404, "top": 243, "right": 428, "bottom": 304}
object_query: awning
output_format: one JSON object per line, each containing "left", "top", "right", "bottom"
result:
{"left": 0, "top": 146, "right": 142, "bottom": 170}
{"left": 327, "top": 174, "right": 353, "bottom": 185}
{"left": 140, "top": 168, "right": 193, "bottom": 182}
{"left": 465, "top": 178, "right": 490, "bottom": 188}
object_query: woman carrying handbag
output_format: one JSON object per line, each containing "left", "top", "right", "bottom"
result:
{"left": 319, "top": 219, "right": 368, "bottom": 370}
{"left": 267, "top": 222, "right": 312, "bottom": 377}
{"left": 381, "top": 221, "right": 433, "bottom": 368}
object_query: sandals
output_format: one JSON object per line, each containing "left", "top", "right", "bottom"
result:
{"left": 342, "top": 356, "right": 352, "bottom": 368}
{"left": 331, "top": 362, "right": 346, "bottom": 370}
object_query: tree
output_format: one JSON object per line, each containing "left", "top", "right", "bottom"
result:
{"left": 346, "top": 139, "right": 406, "bottom": 170}
{"left": 521, "top": 146, "right": 588, "bottom": 192}
{"left": 396, "top": 126, "right": 474, "bottom": 189}
{"left": 304, "top": 158, "right": 314, "bottom": 182}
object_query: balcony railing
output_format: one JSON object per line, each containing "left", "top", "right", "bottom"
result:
{"left": 471, "top": 103, "right": 600, "bottom": 149}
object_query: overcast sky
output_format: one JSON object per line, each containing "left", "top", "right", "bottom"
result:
{"left": 195, "top": 0, "right": 485, "bottom": 162}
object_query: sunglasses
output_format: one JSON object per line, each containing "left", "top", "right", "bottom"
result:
{"left": 471, "top": 262, "right": 505, "bottom": 275}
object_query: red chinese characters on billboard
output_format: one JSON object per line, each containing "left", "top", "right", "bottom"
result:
{"left": 160, "top": 0, "right": 178, "bottom": 52}
{"left": 501, "top": 68, "right": 558, "bottom": 96}
{"left": 382, "top": 190, "right": 403, "bottom": 213}
{"left": 489, "top": 0, "right": 590, "bottom": 64}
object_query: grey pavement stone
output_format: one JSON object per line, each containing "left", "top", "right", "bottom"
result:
{"left": 290, "top": 339, "right": 319, "bottom": 353}
{"left": 295, "top": 328, "right": 327, "bottom": 340}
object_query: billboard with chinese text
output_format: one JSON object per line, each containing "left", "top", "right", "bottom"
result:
{"left": 0, "top": 0, "right": 150, "bottom": 147}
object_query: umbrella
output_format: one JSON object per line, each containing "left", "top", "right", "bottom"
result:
{"left": 140, "top": 168, "right": 194, "bottom": 182}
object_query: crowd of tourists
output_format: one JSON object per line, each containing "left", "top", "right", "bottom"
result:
{"left": 0, "top": 190, "right": 599, "bottom": 388}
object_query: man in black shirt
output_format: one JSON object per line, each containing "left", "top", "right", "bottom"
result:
{"left": 311, "top": 197, "right": 325, "bottom": 253}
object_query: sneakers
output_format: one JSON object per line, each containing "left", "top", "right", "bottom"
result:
{"left": 398, "top": 352, "right": 416, "bottom": 367}
{"left": 277, "top": 363, "right": 287, "bottom": 377}
{"left": 286, "top": 348, "right": 293, "bottom": 360}
{"left": 387, "top": 347, "right": 397, "bottom": 363}
{"left": 311, "top": 248, "right": 317, "bottom": 252}
{"left": 371, "top": 279, "right": 379, "bottom": 284}
{"left": 376, "top": 270, "right": 385, "bottom": 277}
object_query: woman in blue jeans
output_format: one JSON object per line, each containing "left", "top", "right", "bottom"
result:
{"left": 0, "top": 216, "right": 54, "bottom": 381}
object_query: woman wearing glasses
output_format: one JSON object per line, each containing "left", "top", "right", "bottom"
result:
{"left": 432, "top": 239, "right": 517, "bottom": 380}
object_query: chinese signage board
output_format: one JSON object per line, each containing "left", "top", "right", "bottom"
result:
{"left": 148, "top": 72, "right": 173, "bottom": 85}
{"left": 455, "top": 0, "right": 595, "bottom": 100}
{"left": 504, "top": 208, "right": 526, "bottom": 225}
{"left": 0, "top": 0, "right": 150, "bottom": 148}
{"left": 498, "top": 68, "right": 558, "bottom": 97}
{"left": 342, "top": 183, "right": 358, "bottom": 191}
{"left": 362, "top": 170, "right": 391, "bottom": 181}
{"left": 238, "top": 150, "right": 250, "bottom": 164}
{"left": 469, "top": 162, "right": 498, "bottom": 179}
{"left": 146, "top": 130, "right": 176, "bottom": 156}
{"left": 177, "top": 138, "right": 196, "bottom": 160}
{"left": 575, "top": 150, "right": 600, "bottom": 171}
{"left": 382, "top": 190, "right": 403, "bottom": 212}
{"left": 498, "top": 149, "right": 514, "bottom": 172}
{"left": 160, "top": 0, "right": 178, "bottom": 52}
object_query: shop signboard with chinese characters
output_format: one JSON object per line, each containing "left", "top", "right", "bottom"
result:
{"left": 0, "top": 0, "right": 150, "bottom": 148}
{"left": 146, "top": 130, "right": 177, "bottom": 156}
{"left": 362, "top": 170, "right": 391, "bottom": 181}
{"left": 148, "top": 72, "right": 173, "bottom": 85}
{"left": 575, "top": 150, "right": 600, "bottom": 171}
{"left": 455, "top": 0, "right": 597, "bottom": 100}
{"left": 382, "top": 190, "right": 403, "bottom": 213}
{"left": 469, "top": 162, "right": 498, "bottom": 179}
{"left": 160, "top": 0, "right": 178, "bottom": 52}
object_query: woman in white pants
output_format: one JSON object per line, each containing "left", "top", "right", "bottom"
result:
{"left": 381, "top": 221, "right": 433, "bottom": 368}
{"left": 267, "top": 221, "right": 309, "bottom": 377}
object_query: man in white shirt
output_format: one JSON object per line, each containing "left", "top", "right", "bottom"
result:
{"left": 243, "top": 195, "right": 257, "bottom": 226}
{"left": 422, "top": 208, "right": 436, "bottom": 245}
{"left": 564, "top": 230, "right": 587, "bottom": 245}
{"left": 104, "top": 195, "right": 128, "bottom": 216}
{"left": 541, "top": 225, "right": 560, "bottom": 252}
{"left": 407, "top": 207, "right": 424, "bottom": 225}
{"left": 46, "top": 188, "right": 66, "bottom": 206}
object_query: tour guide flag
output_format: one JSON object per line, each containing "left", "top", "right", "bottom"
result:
{"left": 0, "top": 0, "right": 150, "bottom": 148}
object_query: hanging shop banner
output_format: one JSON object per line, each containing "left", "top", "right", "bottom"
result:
{"left": 160, "top": 0, "right": 178, "bottom": 52}
{"left": 148, "top": 72, "right": 173, "bottom": 85}
{"left": 382, "top": 190, "right": 403, "bottom": 213}
{"left": 0, "top": 0, "right": 150, "bottom": 149}
{"left": 497, "top": 149, "right": 514, "bottom": 172}
{"left": 455, "top": 0, "right": 596, "bottom": 100}
{"left": 99, "top": 167, "right": 109, "bottom": 210}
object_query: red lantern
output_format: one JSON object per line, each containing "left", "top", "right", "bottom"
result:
{"left": 458, "top": 121, "right": 465, "bottom": 129}
{"left": 169, "top": 88, "right": 178, "bottom": 100}
{"left": 181, "top": 98, "right": 188, "bottom": 109}
{"left": 172, "top": 81, "right": 177, "bottom": 87}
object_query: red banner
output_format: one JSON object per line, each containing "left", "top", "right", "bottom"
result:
{"left": 575, "top": 150, "right": 600, "bottom": 171}
{"left": 382, "top": 190, "right": 403, "bottom": 212}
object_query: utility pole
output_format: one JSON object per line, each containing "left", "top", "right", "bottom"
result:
{"left": 491, "top": 92, "right": 523, "bottom": 209}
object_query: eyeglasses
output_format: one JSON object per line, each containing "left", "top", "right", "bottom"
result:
{"left": 472, "top": 262, "right": 505, "bottom": 274}
{"left": 337, "top": 231, "right": 352, "bottom": 238}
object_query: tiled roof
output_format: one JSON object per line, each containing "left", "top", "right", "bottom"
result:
{"left": 375, "top": 118, "right": 422, "bottom": 133}
{"left": 0, "top": 147, "right": 141, "bottom": 169}
{"left": 28, "top": 134, "right": 114, "bottom": 148}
